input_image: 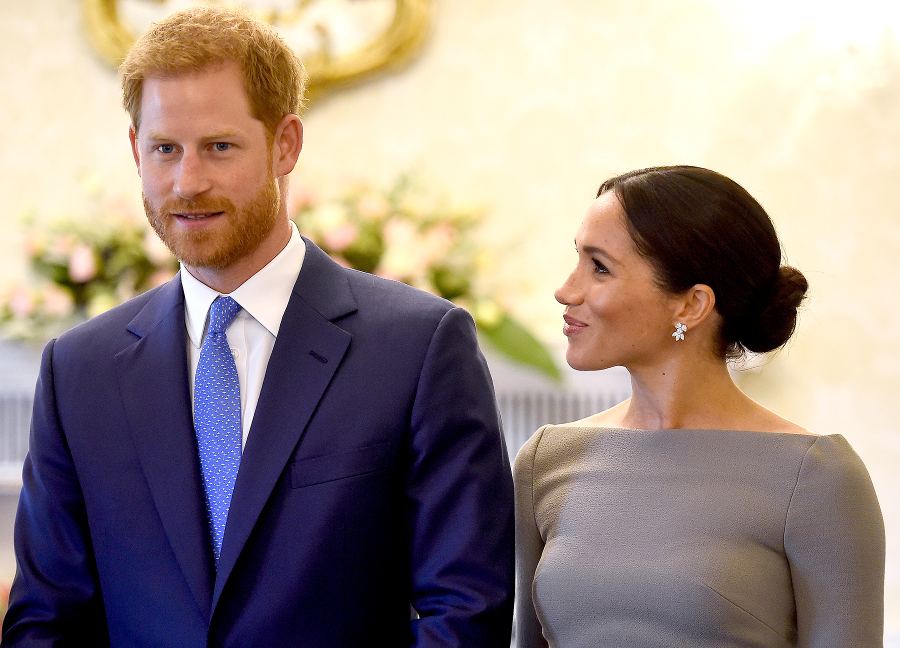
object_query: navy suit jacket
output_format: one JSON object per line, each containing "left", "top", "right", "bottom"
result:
{"left": 2, "top": 239, "right": 514, "bottom": 646}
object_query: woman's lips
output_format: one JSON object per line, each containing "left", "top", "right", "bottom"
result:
{"left": 563, "top": 314, "right": 587, "bottom": 337}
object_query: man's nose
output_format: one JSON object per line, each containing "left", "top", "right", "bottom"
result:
{"left": 173, "top": 152, "right": 213, "bottom": 199}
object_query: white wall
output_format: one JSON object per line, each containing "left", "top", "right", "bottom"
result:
{"left": 1, "top": 0, "right": 898, "bottom": 639}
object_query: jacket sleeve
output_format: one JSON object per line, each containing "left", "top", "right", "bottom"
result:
{"left": 784, "top": 435, "right": 885, "bottom": 647}
{"left": 405, "top": 307, "right": 515, "bottom": 647}
{"left": 2, "top": 339, "right": 109, "bottom": 645}
{"left": 513, "top": 426, "right": 549, "bottom": 648}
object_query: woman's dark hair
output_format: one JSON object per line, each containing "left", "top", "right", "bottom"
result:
{"left": 597, "top": 165, "right": 808, "bottom": 358}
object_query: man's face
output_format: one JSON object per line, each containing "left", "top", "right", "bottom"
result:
{"left": 131, "top": 61, "right": 280, "bottom": 271}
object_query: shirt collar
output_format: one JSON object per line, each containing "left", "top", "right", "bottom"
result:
{"left": 182, "top": 221, "right": 306, "bottom": 348}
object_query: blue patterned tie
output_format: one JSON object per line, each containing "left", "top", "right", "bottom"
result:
{"left": 193, "top": 296, "right": 243, "bottom": 565}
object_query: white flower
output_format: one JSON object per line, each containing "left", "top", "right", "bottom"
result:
{"left": 356, "top": 193, "right": 390, "bottom": 221}
{"left": 86, "top": 292, "right": 119, "bottom": 318}
{"left": 379, "top": 219, "right": 429, "bottom": 280}
{"left": 307, "top": 203, "right": 349, "bottom": 233}
{"left": 473, "top": 300, "right": 503, "bottom": 328}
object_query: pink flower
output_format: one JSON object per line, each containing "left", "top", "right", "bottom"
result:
{"left": 147, "top": 269, "right": 176, "bottom": 289}
{"left": 143, "top": 231, "right": 174, "bottom": 265}
{"left": 48, "top": 234, "right": 76, "bottom": 259}
{"left": 322, "top": 222, "right": 359, "bottom": 253}
{"left": 288, "top": 186, "right": 316, "bottom": 214}
{"left": 41, "top": 285, "right": 74, "bottom": 318}
{"left": 9, "top": 287, "right": 36, "bottom": 318}
{"left": 68, "top": 245, "right": 98, "bottom": 283}
{"left": 106, "top": 197, "right": 144, "bottom": 226}
{"left": 421, "top": 223, "right": 456, "bottom": 264}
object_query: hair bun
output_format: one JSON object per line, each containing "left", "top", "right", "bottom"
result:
{"left": 739, "top": 266, "right": 808, "bottom": 353}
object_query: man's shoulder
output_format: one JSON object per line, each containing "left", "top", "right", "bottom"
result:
{"left": 343, "top": 268, "right": 456, "bottom": 319}
{"left": 55, "top": 280, "right": 178, "bottom": 353}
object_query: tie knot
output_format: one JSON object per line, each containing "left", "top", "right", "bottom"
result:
{"left": 208, "top": 296, "right": 241, "bottom": 335}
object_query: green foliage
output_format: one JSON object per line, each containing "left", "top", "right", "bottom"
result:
{"left": 479, "top": 313, "right": 562, "bottom": 382}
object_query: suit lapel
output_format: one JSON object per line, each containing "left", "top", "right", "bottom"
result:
{"left": 114, "top": 275, "right": 215, "bottom": 620}
{"left": 211, "top": 239, "right": 357, "bottom": 610}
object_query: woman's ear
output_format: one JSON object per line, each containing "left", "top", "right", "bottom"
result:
{"left": 673, "top": 284, "right": 716, "bottom": 330}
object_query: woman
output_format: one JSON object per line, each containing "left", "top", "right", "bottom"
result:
{"left": 514, "top": 166, "right": 885, "bottom": 647}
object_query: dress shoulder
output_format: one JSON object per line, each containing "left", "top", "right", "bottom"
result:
{"left": 788, "top": 435, "right": 880, "bottom": 509}
{"left": 513, "top": 425, "right": 550, "bottom": 486}
{"left": 783, "top": 434, "right": 885, "bottom": 646}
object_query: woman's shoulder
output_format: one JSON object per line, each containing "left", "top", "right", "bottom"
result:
{"left": 556, "top": 400, "right": 630, "bottom": 429}
{"left": 512, "top": 419, "right": 603, "bottom": 480}
{"left": 793, "top": 434, "right": 875, "bottom": 490}
{"left": 784, "top": 434, "right": 884, "bottom": 570}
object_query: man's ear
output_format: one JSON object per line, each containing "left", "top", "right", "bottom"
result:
{"left": 272, "top": 114, "right": 303, "bottom": 178}
{"left": 129, "top": 126, "right": 141, "bottom": 177}
{"left": 673, "top": 284, "right": 716, "bottom": 330}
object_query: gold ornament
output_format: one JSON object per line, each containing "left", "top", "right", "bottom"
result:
{"left": 83, "top": 0, "right": 431, "bottom": 106}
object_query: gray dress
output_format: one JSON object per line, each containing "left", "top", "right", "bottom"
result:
{"left": 513, "top": 426, "right": 885, "bottom": 648}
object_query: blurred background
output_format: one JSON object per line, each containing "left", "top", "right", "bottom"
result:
{"left": 0, "top": 0, "right": 897, "bottom": 641}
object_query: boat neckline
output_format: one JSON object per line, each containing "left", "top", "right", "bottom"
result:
{"left": 551, "top": 424, "right": 834, "bottom": 439}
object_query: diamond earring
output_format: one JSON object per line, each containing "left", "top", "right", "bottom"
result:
{"left": 672, "top": 322, "right": 687, "bottom": 342}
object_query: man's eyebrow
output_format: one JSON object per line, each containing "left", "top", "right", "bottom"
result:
{"left": 203, "top": 130, "right": 243, "bottom": 140}
{"left": 141, "top": 130, "right": 244, "bottom": 142}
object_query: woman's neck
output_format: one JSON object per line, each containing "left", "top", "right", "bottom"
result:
{"left": 616, "top": 355, "right": 757, "bottom": 431}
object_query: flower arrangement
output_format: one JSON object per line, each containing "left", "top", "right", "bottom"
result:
{"left": 292, "top": 178, "right": 559, "bottom": 379}
{"left": 1, "top": 180, "right": 559, "bottom": 379}
{"left": 0, "top": 205, "right": 177, "bottom": 341}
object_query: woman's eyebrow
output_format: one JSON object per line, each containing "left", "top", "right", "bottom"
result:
{"left": 577, "top": 241, "right": 619, "bottom": 265}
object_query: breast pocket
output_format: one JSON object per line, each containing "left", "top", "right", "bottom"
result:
{"left": 290, "top": 441, "right": 394, "bottom": 488}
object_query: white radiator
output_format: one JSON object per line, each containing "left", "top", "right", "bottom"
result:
{"left": 0, "top": 389, "right": 628, "bottom": 485}
{"left": 497, "top": 390, "right": 628, "bottom": 462}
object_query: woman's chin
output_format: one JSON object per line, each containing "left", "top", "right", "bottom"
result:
{"left": 565, "top": 350, "right": 610, "bottom": 372}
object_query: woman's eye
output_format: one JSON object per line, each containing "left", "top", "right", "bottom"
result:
{"left": 592, "top": 259, "right": 609, "bottom": 274}
{"left": 213, "top": 142, "right": 231, "bottom": 152}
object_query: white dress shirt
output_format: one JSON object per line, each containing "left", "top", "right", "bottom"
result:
{"left": 181, "top": 222, "right": 306, "bottom": 448}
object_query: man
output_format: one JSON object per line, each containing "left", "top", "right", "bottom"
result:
{"left": 2, "top": 7, "right": 514, "bottom": 646}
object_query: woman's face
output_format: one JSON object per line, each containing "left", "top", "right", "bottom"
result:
{"left": 555, "top": 191, "right": 680, "bottom": 371}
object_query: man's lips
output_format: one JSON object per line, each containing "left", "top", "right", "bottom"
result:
{"left": 563, "top": 313, "right": 587, "bottom": 337}
{"left": 172, "top": 211, "right": 224, "bottom": 220}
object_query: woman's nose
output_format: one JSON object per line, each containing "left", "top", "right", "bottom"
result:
{"left": 555, "top": 270, "right": 582, "bottom": 306}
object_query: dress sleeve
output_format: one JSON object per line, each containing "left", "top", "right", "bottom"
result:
{"left": 513, "top": 426, "right": 550, "bottom": 648}
{"left": 783, "top": 435, "right": 885, "bottom": 647}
